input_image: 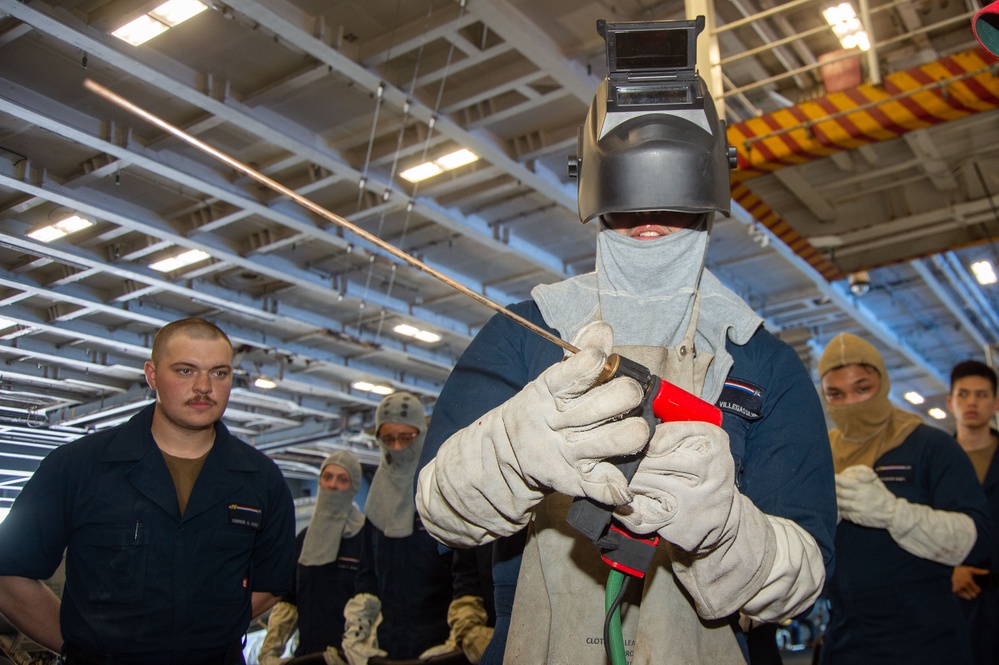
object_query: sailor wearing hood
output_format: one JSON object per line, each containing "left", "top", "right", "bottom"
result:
{"left": 341, "top": 392, "right": 453, "bottom": 664}
{"left": 258, "top": 451, "right": 365, "bottom": 665}
{"left": 818, "top": 333, "right": 993, "bottom": 665}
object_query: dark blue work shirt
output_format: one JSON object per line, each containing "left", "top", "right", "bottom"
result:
{"left": 0, "top": 404, "right": 296, "bottom": 665}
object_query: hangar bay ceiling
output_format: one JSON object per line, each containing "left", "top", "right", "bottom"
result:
{"left": 0, "top": 0, "right": 997, "bottom": 504}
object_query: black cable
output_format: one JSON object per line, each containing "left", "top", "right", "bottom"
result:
{"left": 603, "top": 572, "right": 632, "bottom": 663}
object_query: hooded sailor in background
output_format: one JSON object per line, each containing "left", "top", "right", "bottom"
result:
{"left": 258, "top": 451, "right": 365, "bottom": 665}
{"left": 817, "top": 333, "right": 993, "bottom": 665}
{"left": 342, "top": 392, "right": 454, "bottom": 665}
{"left": 416, "top": 16, "right": 837, "bottom": 665}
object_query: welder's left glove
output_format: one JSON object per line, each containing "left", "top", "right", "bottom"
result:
{"left": 615, "top": 420, "right": 825, "bottom": 622}
{"left": 837, "top": 464, "right": 976, "bottom": 565}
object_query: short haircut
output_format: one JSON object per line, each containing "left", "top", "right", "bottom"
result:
{"left": 950, "top": 359, "right": 998, "bottom": 395}
{"left": 150, "top": 318, "right": 232, "bottom": 364}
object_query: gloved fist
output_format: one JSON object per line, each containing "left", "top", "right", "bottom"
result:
{"left": 836, "top": 465, "right": 897, "bottom": 529}
{"left": 449, "top": 595, "right": 492, "bottom": 663}
{"left": 342, "top": 594, "right": 387, "bottom": 665}
{"left": 417, "top": 595, "right": 493, "bottom": 663}
{"left": 258, "top": 601, "right": 298, "bottom": 665}
{"left": 614, "top": 420, "right": 737, "bottom": 552}
{"left": 498, "top": 320, "right": 649, "bottom": 506}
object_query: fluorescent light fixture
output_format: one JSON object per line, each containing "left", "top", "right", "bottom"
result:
{"left": 400, "top": 149, "right": 479, "bottom": 183}
{"left": 254, "top": 377, "right": 277, "bottom": 390}
{"left": 0, "top": 507, "right": 9, "bottom": 525}
{"left": 400, "top": 163, "right": 443, "bottom": 183}
{"left": 149, "top": 249, "right": 210, "bottom": 272}
{"left": 0, "top": 317, "right": 16, "bottom": 331}
{"left": 150, "top": 0, "right": 208, "bottom": 25}
{"left": 393, "top": 323, "right": 441, "bottom": 343}
{"left": 414, "top": 330, "right": 442, "bottom": 343}
{"left": 822, "top": 2, "right": 870, "bottom": 51}
{"left": 28, "top": 215, "right": 94, "bottom": 242}
{"left": 436, "top": 149, "right": 478, "bottom": 170}
{"left": 112, "top": 15, "right": 169, "bottom": 45}
{"left": 971, "top": 260, "right": 998, "bottom": 285}
{"left": 928, "top": 407, "right": 947, "bottom": 420}
{"left": 112, "top": 0, "right": 207, "bottom": 46}
{"left": 903, "top": 391, "right": 924, "bottom": 405}
{"left": 393, "top": 324, "right": 420, "bottom": 337}
{"left": 352, "top": 381, "right": 395, "bottom": 396}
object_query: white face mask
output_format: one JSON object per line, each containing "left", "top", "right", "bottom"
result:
{"left": 593, "top": 216, "right": 709, "bottom": 348}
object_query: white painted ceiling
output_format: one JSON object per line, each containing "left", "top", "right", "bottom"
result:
{"left": 1, "top": 0, "right": 998, "bottom": 503}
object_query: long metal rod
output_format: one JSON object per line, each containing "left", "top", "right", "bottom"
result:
{"left": 83, "top": 79, "right": 577, "bottom": 355}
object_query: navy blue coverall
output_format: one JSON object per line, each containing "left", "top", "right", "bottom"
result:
{"left": 0, "top": 404, "right": 296, "bottom": 665}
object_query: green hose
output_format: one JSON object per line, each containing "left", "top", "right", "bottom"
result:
{"left": 604, "top": 569, "right": 629, "bottom": 665}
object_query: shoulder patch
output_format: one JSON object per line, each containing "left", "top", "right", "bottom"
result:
{"left": 717, "top": 379, "right": 765, "bottom": 420}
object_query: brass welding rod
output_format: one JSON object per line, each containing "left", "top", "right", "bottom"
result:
{"left": 83, "top": 79, "right": 577, "bottom": 356}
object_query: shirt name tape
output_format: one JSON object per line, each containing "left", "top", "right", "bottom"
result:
{"left": 875, "top": 464, "right": 914, "bottom": 484}
{"left": 228, "top": 504, "right": 263, "bottom": 529}
{"left": 717, "top": 379, "right": 765, "bottom": 420}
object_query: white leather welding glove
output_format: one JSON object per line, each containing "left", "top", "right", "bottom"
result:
{"left": 419, "top": 595, "right": 492, "bottom": 663}
{"left": 837, "top": 464, "right": 976, "bottom": 565}
{"left": 342, "top": 594, "right": 387, "bottom": 665}
{"left": 258, "top": 601, "right": 298, "bottom": 665}
{"left": 614, "top": 420, "right": 787, "bottom": 620}
{"left": 417, "top": 321, "right": 650, "bottom": 547}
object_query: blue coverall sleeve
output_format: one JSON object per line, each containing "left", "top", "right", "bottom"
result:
{"left": 0, "top": 445, "right": 72, "bottom": 580}
{"left": 737, "top": 337, "right": 838, "bottom": 577}
{"left": 249, "top": 462, "right": 297, "bottom": 594}
{"left": 923, "top": 434, "right": 995, "bottom": 566}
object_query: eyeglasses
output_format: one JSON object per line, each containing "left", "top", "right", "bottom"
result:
{"left": 380, "top": 432, "right": 418, "bottom": 446}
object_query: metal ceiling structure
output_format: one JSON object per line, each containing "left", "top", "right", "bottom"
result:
{"left": 1, "top": 0, "right": 998, "bottom": 505}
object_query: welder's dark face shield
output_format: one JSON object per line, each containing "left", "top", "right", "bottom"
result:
{"left": 574, "top": 79, "right": 732, "bottom": 225}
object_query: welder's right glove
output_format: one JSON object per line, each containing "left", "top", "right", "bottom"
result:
{"left": 837, "top": 464, "right": 976, "bottom": 565}
{"left": 258, "top": 600, "right": 298, "bottom": 665}
{"left": 417, "top": 321, "right": 650, "bottom": 547}
{"left": 342, "top": 593, "right": 387, "bottom": 665}
{"left": 615, "top": 420, "right": 825, "bottom": 622}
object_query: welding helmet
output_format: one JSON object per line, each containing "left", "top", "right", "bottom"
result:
{"left": 569, "top": 18, "right": 735, "bottom": 224}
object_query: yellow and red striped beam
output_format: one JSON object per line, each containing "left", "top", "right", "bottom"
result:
{"left": 726, "top": 47, "right": 999, "bottom": 280}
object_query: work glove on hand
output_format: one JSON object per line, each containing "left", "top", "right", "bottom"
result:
{"left": 342, "top": 594, "right": 387, "bottom": 665}
{"left": 837, "top": 464, "right": 977, "bottom": 565}
{"left": 258, "top": 601, "right": 298, "bottom": 665}
{"left": 418, "top": 321, "right": 650, "bottom": 547}
{"left": 419, "top": 595, "right": 493, "bottom": 663}
{"left": 614, "top": 420, "right": 779, "bottom": 619}
{"left": 835, "top": 465, "right": 897, "bottom": 528}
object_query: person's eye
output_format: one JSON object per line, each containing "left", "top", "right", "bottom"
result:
{"left": 177, "top": 368, "right": 191, "bottom": 375}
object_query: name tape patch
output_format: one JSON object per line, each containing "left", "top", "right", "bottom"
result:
{"left": 875, "top": 464, "right": 914, "bottom": 484}
{"left": 228, "top": 503, "right": 263, "bottom": 529}
{"left": 716, "top": 379, "right": 765, "bottom": 420}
